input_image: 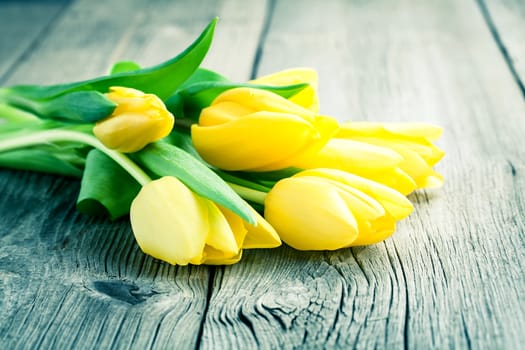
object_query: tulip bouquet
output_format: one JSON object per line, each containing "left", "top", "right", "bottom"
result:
{"left": 0, "top": 19, "right": 444, "bottom": 265}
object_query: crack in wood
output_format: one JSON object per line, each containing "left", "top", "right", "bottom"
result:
{"left": 195, "top": 266, "right": 215, "bottom": 350}
{"left": 249, "top": 0, "right": 276, "bottom": 79}
{"left": 476, "top": 0, "right": 525, "bottom": 99}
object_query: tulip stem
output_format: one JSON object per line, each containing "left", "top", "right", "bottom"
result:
{"left": 227, "top": 182, "right": 267, "bottom": 204}
{"left": 0, "top": 129, "right": 152, "bottom": 186}
{"left": 0, "top": 103, "right": 40, "bottom": 123}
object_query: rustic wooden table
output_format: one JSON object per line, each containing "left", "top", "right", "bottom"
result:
{"left": 1, "top": 0, "right": 524, "bottom": 348}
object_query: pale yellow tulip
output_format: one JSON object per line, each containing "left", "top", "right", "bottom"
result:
{"left": 130, "top": 176, "right": 280, "bottom": 265}
{"left": 192, "top": 87, "right": 338, "bottom": 171}
{"left": 264, "top": 169, "right": 413, "bottom": 250}
{"left": 337, "top": 122, "right": 445, "bottom": 189}
{"left": 250, "top": 68, "right": 320, "bottom": 112}
{"left": 94, "top": 87, "right": 174, "bottom": 153}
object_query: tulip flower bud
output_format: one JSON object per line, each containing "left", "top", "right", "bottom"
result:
{"left": 264, "top": 169, "right": 413, "bottom": 250}
{"left": 191, "top": 87, "right": 338, "bottom": 171}
{"left": 130, "top": 176, "right": 280, "bottom": 265}
{"left": 93, "top": 87, "right": 174, "bottom": 153}
{"left": 250, "top": 68, "right": 320, "bottom": 112}
{"left": 336, "top": 122, "right": 445, "bottom": 189}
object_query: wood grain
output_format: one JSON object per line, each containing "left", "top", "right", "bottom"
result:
{"left": 482, "top": 0, "right": 525, "bottom": 94}
{"left": 199, "top": 0, "right": 525, "bottom": 348}
{"left": 0, "top": 0, "right": 70, "bottom": 82}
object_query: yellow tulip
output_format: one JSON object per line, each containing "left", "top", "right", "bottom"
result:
{"left": 130, "top": 176, "right": 280, "bottom": 265}
{"left": 290, "top": 122, "right": 444, "bottom": 193}
{"left": 292, "top": 138, "right": 417, "bottom": 194}
{"left": 337, "top": 122, "right": 445, "bottom": 189}
{"left": 191, "top": 87, "right": 338, "bottom": 171}
{"left": 93, "top": 87, "right": 174, "bottom": 153}
{"left": 250, "top": 68, "right": 320, "bottom": 112}
{"left": 264, "top": 168, "right": 413, "bottom": 250}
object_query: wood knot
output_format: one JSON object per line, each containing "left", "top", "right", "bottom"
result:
{"left": 92, "top": 280, "right": 158, "bottom": 305}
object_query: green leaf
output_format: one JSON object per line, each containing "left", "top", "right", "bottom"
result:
{"left": 133, "top": 142, "right": 256, "bottom": 224}
{"left": 0, "top": 103, "right": 40, "bottom": 123}
{"left": 164, "top": 130, "right": 206, "bottom": 161}
{"left": 215, "top": 170, "right": 272, "bottom": 192}
{"left": 39, "top": 90, "right": 116, "bottom": 123}
{"left": 77, "top": 149, "right": 141, "bottom": 220}
{"left": 5, "top": 18, "right": 217, "bottom": 102}
{"left": 109, "top": 61, "right": 142, "bottom": 75}
{"left": 0, "top": 120, "right": 90, "bottom": 176}
{"left": 180, "top": 68, "right": 230, "bottom": 86}
{"left": 0, "top": 148, "right": 84, "bottom": 177}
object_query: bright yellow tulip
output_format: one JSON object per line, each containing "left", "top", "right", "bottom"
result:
{"left": 264, "top": 168, "right": 413, "bottom": 250}
{"left": 130, "top": 176, "right": 281, "bottom": 265}
{"left": 250, "top": 68, "right": 320, "bottom": 112}
{"left": 93, "top": 87, "right": 174, "bottom": 153}
{"left": 292, "top": 138, "right": 417, "bottom": 194}
{"left": 290, "top": 122, "right": 444, "bottom": 193}
{"left": 337, "top": 122, "right": 445, "bottom": 189}
{"left": 191, "top": 87, "right": 338, "bottom": 171}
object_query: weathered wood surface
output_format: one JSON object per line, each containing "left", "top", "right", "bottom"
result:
{"left": 482, "top": 0, "right": 525, "bottom": 94}
{"left": 0, "top": 0, "right": 524, "bottom": 349}
{"left": 0, "top": 0, "right": 69, "bottom": 82}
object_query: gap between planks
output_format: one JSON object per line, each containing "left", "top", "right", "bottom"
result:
{"left": 476, "top": 0, "right": 525, "bottom": 99}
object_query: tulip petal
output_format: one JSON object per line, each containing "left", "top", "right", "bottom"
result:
{"left": 330, "top": 182, "right": 386, "bottom": 221}
{"left": 290, "top": 137, "right": 417, "bottom": 194}
{"left": 243, "top": 209, "right": 281, "bottom": 249}
{"left": 203, "top": 202, "right": 241, "bottom": 256}
{"left": 349, "top": 216, "right": 396, "bottom": 246}
{"left": 297, "top": 169, "right": 413, "bottom": 219}
{"left": 332, "top": 185, "right": 397, "bottom": 245}
{"left": 200, "top": 101, "right": 255, "bottom": 125}
{"left": 130, "top": 177, "right": 208, "bottom": 265}
{"left": 94, "top": 112, "right": 173, "bottom": 152}
{"left": 352, "top": 135, "right": 444, "bottom": 167}
{"left": 383, "top": 123, "right": 443, "bottom": 141}
{"left": 337, "top": 123, "right": 445, "bottom": 166}
{"left": 192, "top": 112, "right": 321, "bottom": 171}
{"left": 213, "top": 87, "right": 317, "bottom": 121}
{"left": 217, "top": 205, "right": 248, "bottom": 249}
{"left": 371, "top": 142, "right": 444, "bottom": 189}
{"left": 250, "top": 68, "right": 320, "bottom": 112}
{"left": 94, "top": 86, "right": 174, "bottom": 153}
{"left": 251, "top": 114, "right": 339, "bottom": 172}
{"left": 201, "top": 247, "right": 243, "bottom": 265}
{"left": 338, "top": 122, "right": 443, "bottom": 141}
{"left": 293, "top": 138, "right": 402, "bottom": 171}
{"left": 351, "top": 167, "right": 417, "bottom": 195}
{"left": 264, "top": 177, "right": 359, "bottom": 250}
{"left": 250, "top": 68, "right": 318, "bottom": 89}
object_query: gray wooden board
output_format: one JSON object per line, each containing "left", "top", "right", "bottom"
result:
{"left": 200, "top": 0, "right": 525, "bottom": 349}
{"left": 0, "top": 0, "right": 70, "bottom": 82}
{"left": 483, "top": 0, "right": 525, "bottom": 92}
{"left": 0, "top": 0, "right": 524, "bottom": 349}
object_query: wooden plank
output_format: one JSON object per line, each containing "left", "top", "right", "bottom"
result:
{"left": 481, "top": 0, "right": 525, "bottom": 93}
{"left": 199, "top": 0, "right": 525, "bottom": 348}
{"left": 0, "top": 0, "right": 270, "bottom": 348}
{"left": 0, "top": 0, "right": 70, "bottom": 81}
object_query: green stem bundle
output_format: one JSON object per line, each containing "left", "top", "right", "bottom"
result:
{"left": 0, "top": 129, "right": 152, "bottom": 186}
